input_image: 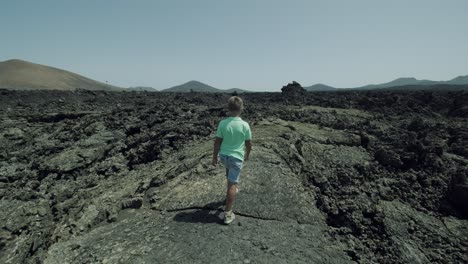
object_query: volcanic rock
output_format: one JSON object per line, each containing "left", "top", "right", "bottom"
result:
{"left": 0, "top": 89, "right": 467, "bottom": 263}
{"left": 281, "top": 81, "right": 306, "bottom": 96}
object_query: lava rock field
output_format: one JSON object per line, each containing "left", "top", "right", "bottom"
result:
{"left": 0, "top": 89, "right": 467, "bottom": 263}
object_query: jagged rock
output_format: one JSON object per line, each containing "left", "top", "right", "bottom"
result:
{"left": 374, "top": 148, "right": 403, "bottom": 168}
{"left": 379, "top": 200, "right": 468, "bottom": 263}
{"left": 281, "top": 81, "right": 306, "bottom": 96}
{"left": 3, "top": 127, "right": 24, "bottom": 140}
{"left": 121, "top": 197, "right": 143, "bottom": 209}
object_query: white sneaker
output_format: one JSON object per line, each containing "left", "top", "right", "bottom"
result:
{"left": 224, "top": 210, "right": 235, "bottom": 224}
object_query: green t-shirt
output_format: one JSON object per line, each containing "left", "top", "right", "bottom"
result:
{"left": 216, "top": 117, "right": 252, "bottom": 161}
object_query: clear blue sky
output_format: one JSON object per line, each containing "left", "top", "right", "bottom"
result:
{"left": 1, "top": 0, "right": 467, "bottom": 91}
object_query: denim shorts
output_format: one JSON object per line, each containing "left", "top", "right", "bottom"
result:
{"left": 219, "top": 154, "right": 243, "bottom": 183}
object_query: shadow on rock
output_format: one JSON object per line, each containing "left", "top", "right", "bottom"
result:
{"left": 173, "top": 200, "right": 225, "bottom": 225}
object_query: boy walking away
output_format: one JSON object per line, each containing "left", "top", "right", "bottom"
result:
{"left": 212, "top": 96, "right": 252, "bottom": 224}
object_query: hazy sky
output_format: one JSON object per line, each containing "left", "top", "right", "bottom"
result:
{"left": 1, "top": 0, "right": 467, "bottom": 91}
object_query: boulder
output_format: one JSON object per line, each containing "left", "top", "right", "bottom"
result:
{"left": 281, "top": 81, "right": 306, "bottom": 96}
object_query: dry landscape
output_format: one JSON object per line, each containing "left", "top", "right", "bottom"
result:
{"left": 0, "top": 88, "right": 467, "bottom": 263}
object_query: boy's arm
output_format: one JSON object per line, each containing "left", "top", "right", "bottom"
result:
{"left": 245, "top": 140, "right": 252, "bottom": 161}
{"left": 244, "top": 123, "right": 252, "bottom": 161}
{"left": 212, "top": 137, "right": 223, "bottom": 166}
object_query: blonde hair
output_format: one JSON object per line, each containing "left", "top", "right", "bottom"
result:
{"left": 227, "top": 96, "right": 244, "bottom": 113}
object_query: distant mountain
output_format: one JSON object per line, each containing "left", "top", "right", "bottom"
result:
{"left": 0, "top": 59, "right": 122, "bottom": 91}
{"left": 305, "top": 75, "right": 468, "bottom": 91}
{"left": 446, "top": 75, "right": 468, "bottom": 85}
{"left": 304, "top": 84, "right": 337, "bottom": 91}
{"left": 358, "top": 77, "right": 438, "bottom": 90}
{"left": 162, "top": 80, "right": 249, "bottom": 93}
{"left": 162, "top": 80, "right": 219, "bottom": 93}
{"left": 126, "top": 86, "right": 158, "bottom": 92}
{"left": 378, "top": 84, "right": 468, "bottom": 91}
{"left": 224, "top": 88, "right": 249, "bottom": 93}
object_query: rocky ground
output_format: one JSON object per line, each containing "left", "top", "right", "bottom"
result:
{"left": 0, "top": 89, "right": 467, "bottom": 263}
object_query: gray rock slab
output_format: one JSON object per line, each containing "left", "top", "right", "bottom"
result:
{"left": 379, "top": 200, "right": 468, "bottom": 263}
{"left": 152, "top": 120, "right": 357, "bottom": 225}
{"left": 45, "top": 209, "right": 352, "bottom": 264}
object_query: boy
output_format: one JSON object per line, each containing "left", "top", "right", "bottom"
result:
{"left": 212, "top": 96, "right": 252, "bottom": 224}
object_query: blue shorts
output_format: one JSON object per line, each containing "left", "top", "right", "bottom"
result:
{"left": 219, "top": 154, "right": 243, "bottom": 184}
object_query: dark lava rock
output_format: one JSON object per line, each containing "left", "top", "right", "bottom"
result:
{"left": 0, "top": 89, "right": 467, "bottom": 263}
{"left": 121, "top": 197, "right": 143, "bottom": 209}
{"left": 374, "top": 148, "right": 403, "bottom": 168}
{"left": 281, "top": 81, "right": 306, "bottom": 96}
{"left": 449, "top": 184, "right": 468, "bottom": 217}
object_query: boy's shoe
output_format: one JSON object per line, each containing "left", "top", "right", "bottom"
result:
{"left": 224, "top": 210, "right": 235, "bottom": 224}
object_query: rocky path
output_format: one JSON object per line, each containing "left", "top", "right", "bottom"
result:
{"left": 44, "top": 120, "right": 356, "bottom": 263}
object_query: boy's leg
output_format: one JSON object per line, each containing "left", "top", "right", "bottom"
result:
{"left": 225, "top": 168, "right": 238, "bottom": 190}
{"left": 225, "top": 168, "right": 230, "bottom": 190}
{"left": 225, "top": 181, "right": 237, "bottom": 212}
{"left": 224, "top": 156, "right": 242, "bottom": 212}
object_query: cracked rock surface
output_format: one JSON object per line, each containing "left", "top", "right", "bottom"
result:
{"left": 0, "top": 90, "right": 467, "bottom": 263}
{"left": 45, "top": 120, "right": 353, "bottom": 264}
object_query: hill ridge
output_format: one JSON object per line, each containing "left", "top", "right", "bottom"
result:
{"left": 162, "top": 80, "right": 249, "bottom": 93}
{"left": 0, "top": 59, "right": 121, "bottom": 91}
{"left": 305, "top": 74, "right": 468, "bottom": 91}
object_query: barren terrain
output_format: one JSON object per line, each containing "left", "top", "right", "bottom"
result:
{"left": 0, "top": 89, "right": 467, "bottom": 263}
